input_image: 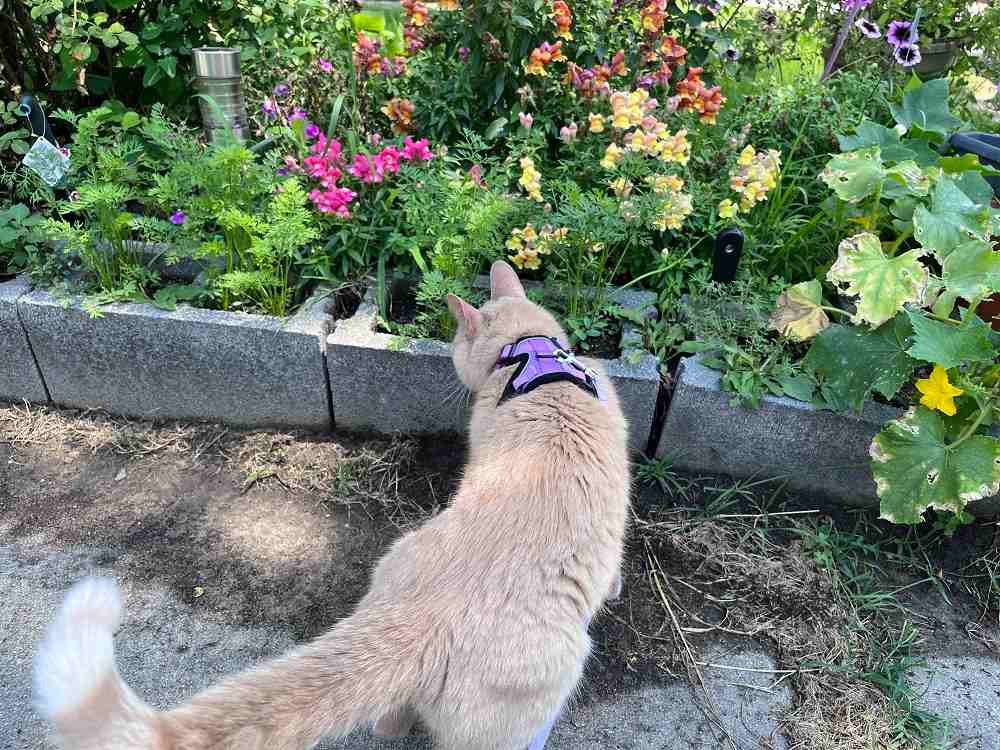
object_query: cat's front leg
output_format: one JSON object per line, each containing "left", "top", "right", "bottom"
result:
{"left": 373, "top": 705, "right": 419, "bottom": 737}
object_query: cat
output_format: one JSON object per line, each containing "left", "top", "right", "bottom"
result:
{"left": 33, "top": 260, "right": 631, "bottom": 750}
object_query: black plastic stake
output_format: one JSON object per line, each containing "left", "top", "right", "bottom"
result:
{"left": 712, "top": 227, "right": 744, "bottom": 284}
{"left": 17, "top": 95, "right": 56, "bottom": 145}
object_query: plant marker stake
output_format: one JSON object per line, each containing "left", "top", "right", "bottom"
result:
{"left": 17, "top": 95, "right": 56, "bottom": 144}
{"left": 712, "top": 227, "right": 744, "bottom": 284}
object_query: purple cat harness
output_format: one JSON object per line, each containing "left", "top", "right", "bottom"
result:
{"left": 494, "top": 336, "right": 605, "bottom": 404}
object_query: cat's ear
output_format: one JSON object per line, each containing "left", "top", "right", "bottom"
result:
{"left": 490, "top": 260, "right": 526, "bottom": 300}
{"left": 446, "top": 294, "right": 483, "bottom": 337}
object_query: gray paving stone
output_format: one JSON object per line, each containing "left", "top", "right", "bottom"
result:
{"left": 915, "top": 655, "right": 1000, "bottom": 749}
{"left": 328, "top": 282, "right": 661, "bottom": 454}
{"left": 657, "top": 355, "right": 1000, "bottom": 515}
{"left": 16, "top": 287, "right": 333, "bottom": 429}
{"left": 1, "top": 541, "right": 790, "bottom": 750}
{"left": 0, "top": 276, "right": 48, "bottom": 404}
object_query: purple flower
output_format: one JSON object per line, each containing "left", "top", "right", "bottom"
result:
{"left": 855, "top": 17, "right": 881, "bottom": 38}
{"left": 305, "top": 122, "right": 320, "bottom": 139}
{"left": 273, "top": 82, "right": 290, "bottom": 98}
{"left": 894, "top": 41, "right": 922, "bottom": 67}
{"left": 317, "top": 58, "right": 333, "bottom": 73}
{"left": 276, "top": 167, "right": 290, "bottom": 176}
{"left": 290, "top": 107, "right": 308, "bottom": 122}
{"left": 261, "top": 98, "right": 278, "bottom": 119}
{"left": 169, "top": 210, "right": 187, "bottom": 226}
{"left": 458, "top": 46, "right": 469, "bottom": 61}
{"left": 886, "top": 20, "right": 914, "bottom": 47}
{"left": 841, "top": 0, "right": 872, "bottom": 10}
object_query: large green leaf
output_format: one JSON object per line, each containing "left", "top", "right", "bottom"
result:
{"left": 803, "top": 316, "right": 917, "bottom": 413}
{"left": 871, "top": 408, "right": 1000, "bottom": 524}
{"left": 941, "top": 239, "right": 1000, "bottom": 301}
{"left": 889, "top": 78, "right": 963, "bottom": 137}
{"left": 954, "top": 171, "right": 996, "bottom": 207}
{"left": 827, "top": 233, "right": 929, "bottom": 327}
{"left": 882, "top": 161, "right": 930, "bottom": 199}
{"left": 837, "top": 120, "right": 916, "bottom": 163}
{"left": 820, "top": 147, "right": 884, "bottom": 203}
{"left": 913, "top": 176, "right": 991, "bottom": 260}
{"left": 905, "top": 308, "right": 995, "bottom": 369}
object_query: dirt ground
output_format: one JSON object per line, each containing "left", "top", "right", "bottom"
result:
{"left": 1, "top": 402, "right": 998, "bottom": 749}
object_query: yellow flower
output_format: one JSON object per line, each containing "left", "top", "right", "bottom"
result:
{"left": 588, "top": 113, "right": 605, "bottom": 133}
{"left": 609, "top": 177, "right": 632, "bottom": 197}
{"left": 916, "top": 366, "right": 964, "bottom": 416}
{"left": 963, "top": 72, "right": 997, "bottom": 101}
{"left": 737, "top": 145, "right": 756, "bottom": 167}
{"left": 600, "top": 143, "right": 623, "bottom": 170}
{"left": 647, "top": 174, "right": 683, "bottom": 194}
{"left": 718, "top": 199, "right": 737, "bottom": 219}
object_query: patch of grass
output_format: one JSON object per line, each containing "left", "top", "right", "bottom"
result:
{"left": 632, "top": 468, "right": 966, "bottom": 750}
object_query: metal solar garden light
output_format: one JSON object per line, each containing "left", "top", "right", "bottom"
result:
{"left": 191, "top": 47, "right": 249, "bottom": 143}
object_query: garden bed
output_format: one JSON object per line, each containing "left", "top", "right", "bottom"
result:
{"left": 656, "top": 354, "right": 1000, "bottom": 517}
{"left": 15, "top": 279, "right": 336, "bottom": 430}
{"left": 328, "top": 278, "right": 662, "bottom": 453}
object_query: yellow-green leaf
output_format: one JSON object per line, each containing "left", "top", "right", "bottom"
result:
{"left": 827, "top": 232, "right": 929, "bottom": 327}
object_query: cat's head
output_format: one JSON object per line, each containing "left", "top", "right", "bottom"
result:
{"left": 448, "top": 261, "right": 565, "bottom": 392}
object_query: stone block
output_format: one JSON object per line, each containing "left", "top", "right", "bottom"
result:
{"left": 327, "top": 283, "right": 661, "bottom": 453}
{"left": 657, "top": 355, "right": 999, "bottom": 515}
{"left": 0, "top": 276, "right": 48, "bottom": 403}
{"left": 17, "top": 287, "right": 333, "bottom": 429}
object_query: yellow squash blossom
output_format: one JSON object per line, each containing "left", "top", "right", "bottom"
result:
{"left": 915, "top": 366, "right": 964, "bottom": 416}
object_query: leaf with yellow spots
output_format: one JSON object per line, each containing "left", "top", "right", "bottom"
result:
{"left": 871, "top": 407, "right": 1000, "bottom": 524}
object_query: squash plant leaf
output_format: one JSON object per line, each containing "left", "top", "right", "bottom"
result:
{"left": 837, "top": 120, "right": 916, "bottom": 163}
{"left": 871, "top": 408, "right": 1000, "bottom": 524}
{"left": 906, "top": 308, "right": 996, "bottom": 369}
{"left": 802, "top": 316, "right": 916, "bottom": 413}
{"left": 820, "top": 147, "right": 884, "bottom": 203}
{"left": 882, "top": 160, "right": 930, "bottom": 199}
{"left": 954, "top": 170, "right": 996, "bottom": 206}
{"left": 913, "top": 176, "right": 991, "bottom": 260}
{"left": 889, "top": 78, "right": 963, "bottom": 137}
{"left": 827, "top": 232, "right": 929, "bottom": 327}
{"left": 941, "top": 239, "right": 1000, "bottom": 302}
{"left": 769, "top": 280, "right": 830, "bottom": 342}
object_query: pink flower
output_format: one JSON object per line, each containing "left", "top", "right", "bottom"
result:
{"left": 317, "top": 58, "right": 334, "bottom": 73}
{"left": 309, "top": 187, "right": 356, "bottom": 218}
{"left": 349, "top": 154, "right": 381, "bottom": 183}
{"left": 458, "top": 46, "right": 469, "bottom": 61}
{"left": 369, "top": 132, "right": 383, "bottom": 146}
{"left": 468, "top": 164, "right": 485, "bottom": 186}
{"left": 376, "top": 145, "right": 402, "bottom": 174}
{"left": 518, "top": 112, "right": 534, "bottom": 130}
{"left": 401, "top": 137, "right": 433, "bottom": 162}
{"left": 559, "top": 122, "right": 578, "bottom": 144}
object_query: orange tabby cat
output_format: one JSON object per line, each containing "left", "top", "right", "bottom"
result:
{"left": 34, "top": 261, "right": 631, "bottom": 750}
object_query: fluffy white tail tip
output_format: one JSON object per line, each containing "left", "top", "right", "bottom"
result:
{"left": 34, "top": 577, "right": 123, "bottom": 719}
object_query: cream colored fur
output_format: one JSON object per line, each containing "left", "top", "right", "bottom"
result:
{"left": 34, "top": 261, "right": 631, "bottom": 750}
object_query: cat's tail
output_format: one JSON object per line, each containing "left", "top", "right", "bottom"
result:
{"left": 35, "top": 577, "right": 424, "bottom": 750}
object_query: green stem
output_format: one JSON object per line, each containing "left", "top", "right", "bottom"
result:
{"left": 949, "top": 392, "right": 995, "bottom": 451}
{"left": 885, "top": 229, "right": 912, "bottom": 257}
{"left": 820, "top": 305, "right": 852, "bottom": 317}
